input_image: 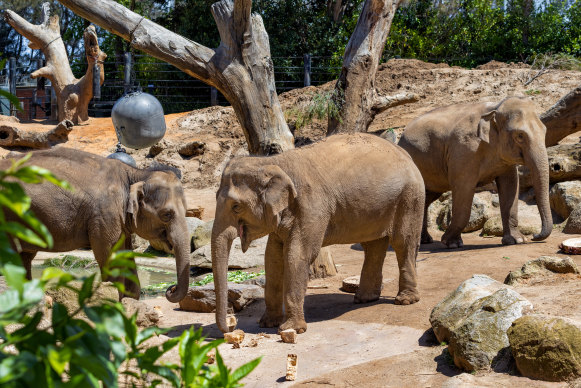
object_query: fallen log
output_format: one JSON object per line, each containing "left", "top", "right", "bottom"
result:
{"left": 0, "top": 120, "right": 74, "bottom": 149}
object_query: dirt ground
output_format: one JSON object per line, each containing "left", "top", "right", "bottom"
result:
{"left": 2, "top": 59, "right": 581, "bottom": 386}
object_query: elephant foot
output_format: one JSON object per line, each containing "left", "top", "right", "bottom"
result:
{"left": 502, "top": 231, "right": 526, "bottom": 245}
{"left": 421, "top": 230, "right": 433, "bottom": 244}
{"left": 259, "top": 313, "right": 283, "bottom": 328}
{"left": 395, "top": 289, "right": 420, "bottom": 305}
{"left": 354, "top": 289, "right": 381, "bottom": 304}
{"left": 441, "top": 234, "right": 463, "bottom": 249}
{"left": 279, "top": 317, "right": 307, "bottom": 334}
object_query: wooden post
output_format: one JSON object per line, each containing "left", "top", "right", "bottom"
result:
{"left": 123, "top": 52, "right": 132, "bottom": 94}
{"left": 303, "top": 54, "right": 311, "bottom": 87}
{"left": 8, "top": 57, "right": 16, "bottom": 116}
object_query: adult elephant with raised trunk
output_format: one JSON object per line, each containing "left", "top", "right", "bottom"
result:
{"left": 211, "top": 134, "right": 425, "bottom": 334}
{"left": 1, "top": 148, "right": 191, "bottom": 303}
{"left": 399, "top": 96, "right": 552, "bottom": 248}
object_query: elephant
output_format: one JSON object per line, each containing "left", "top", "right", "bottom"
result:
{"left": 211, "top": 133, "right": 425, "bottom": 334}
{"left": 398, "top": 96, "right": 552, "bottom": 248}
{"left": 0, "top": 147, "right": 190, "bottom": 303}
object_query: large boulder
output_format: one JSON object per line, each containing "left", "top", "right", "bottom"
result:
{"left": 178, "top": 282, "right": 264, "bottom": 312}
{"left": 436, "top": 192, "right": 491, "bottom": 233}
{"left": 508, "top": 315, "right": 581, "bottom": 381}
{"left": 564, "top": 205, "right": 581, "bottom": 234}
{"left": 430, "top": 275, "right": 533, "bottom": 371}
{"left": 121, "top": 298, "right": 161, "bottom": 328}
{"left": 550, "top": 181, "right": 581, "bottom": 219}
{"left": 191, "top": 219, "right": 214, "bottom": 251}
{"left": 481, "top": 214, "right": 538, "bottom": 237}
{"left": 45, "top": 281, "right": 118, "bottom": 314}
{"left": 505, "top": 256, "right": 579, "bottom": 285}
{"left": 191, "top": 236, "right": 267, "bottom": 269}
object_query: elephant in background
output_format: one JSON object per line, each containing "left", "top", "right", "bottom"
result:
{"left": 399, "top": 96, "right": 552, "bottom": 248}
{"left": 1, "top": 147, "right": 191, "bottom": 303}
{"left": 211, "top": 133, "right": 425, "bottom": 334}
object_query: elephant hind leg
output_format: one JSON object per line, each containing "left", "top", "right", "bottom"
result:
{"left": 21, "top": 252, "right": 37, "bottom": 280}
{"left": 390, "top": 214, "right": 421, "bottom": 305}
{"left": 421, "top": 190, "right": 441, "bottom": 244}
{"left": 355, "top": 236, "right": 389, "bottom": 304}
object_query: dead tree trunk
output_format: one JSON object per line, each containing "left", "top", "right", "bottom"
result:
{"left": 327, "top": 0, "right": 418, "bottom": 135}
{"left": 541, "top": 86, "right": 581, "bottom": 147}
{"left": 0, "top": 120, "right": 73, "bottom": 149}
{"left": 3, "top": 3, "right": 106, "bottom": 125}
{"left": 57, "top": 0, "right": 294, "bottom": 155}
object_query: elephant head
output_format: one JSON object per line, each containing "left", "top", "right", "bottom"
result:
{"left": 477, "top": 96, "right": 552, "bottom": 241}
{"left": 211, "top": 158, "right": 297, "bottom": 332}
{"left": 127, "top": 170, "right": 191, "bottom": 303}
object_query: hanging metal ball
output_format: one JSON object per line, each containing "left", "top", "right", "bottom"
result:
{"left": 107, "top": 143, "right": 137, "bottom": 168}
{"left": 111, "top": 91, "right": 166, "bottom": 149}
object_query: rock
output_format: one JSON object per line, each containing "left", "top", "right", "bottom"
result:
{"left": 280, "top": 329, "right": 297, "bottom": 344}
{"left": 491, "top": 193, "right": 500, "bottom": 207}
{"left": 430, "top": 275, "right": 532, "bottom": 371}
{"left": 131, "top": 234, "right": 150, "bottom": 253}
{"left": 509, "top": 315, "right": 581, "bottom": 381}
{"left": 436, "top": 194, "right": 490, "bottom": 233}
{"left": 178, "top": 282, "right": 264, "bottom": 312}
{"left": 505, "top": 256, "right": 579, "bottom": 285}
{"left": 309, "top": 247, "right": 337, "bottom": 279}
{"left": 224, "top": 329, "right": 245, "bottom": 345}
{"left": 565, "top": 205, "right": 581, "bottom": 234}
{"left": 178, "top": 141, "right": 206, "bottom": 157}
{"left": 241, "top": 275, "right": 266, "bottom": 288}
{"left": 341, "top": 276, "right": 360, "bottom": 293}
{"left": 186, "top": 207, "right": 204, "bottom": 218}
{"left": 191, "top": 219, "right": 214, "bottom": 251}
{"left": 121, "top": 298, "right": 161, "bottom": 327}
{"left": 550, "top": 181, "right": 581, "bottom": 219}
{"left": 191, "top": 235, "right": 267, "bottom": 269}
{"left": 149, "top": 139, "right": 174, "bottom": 157}
{"left": 481, "top": 214, "right": 539, "bottom": 237}
{"left": 186, "top": 217, "right": 204, "bottom": 235}
{"left": 45, "top": 281, "right": 118, "bottom": 314}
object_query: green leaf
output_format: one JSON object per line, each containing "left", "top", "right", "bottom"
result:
{"left": 0, "top": 89, "right": 22, "bottom": 112}
{"left": 1, "top": 263, "right": 26, "bottom": 293}
{"left": 47, "top": 345, "right": 71, "bottom": 375}
{"left": 78, "top": 274, "right": 96, "bottom": 306}
{"left": 0, "top": 221, "right": 48, "bottom": 248}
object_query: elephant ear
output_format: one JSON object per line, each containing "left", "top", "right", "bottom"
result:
{"left": 127, "top": 182, "right": 145, "bottom": 229}
{"left": 261, "top": 165, "right": 297, "bottom": 229}
{"left": 477, "top": 110, "right": 497, "bottom": 143}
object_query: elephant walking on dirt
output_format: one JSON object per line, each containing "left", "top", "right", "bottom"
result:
{"left": 211, "top": 133, "right": 425, "bottom": 334}
{"left": 1, "top": 147, "right": 191, "bottom": 303}
{"left": 399, "top": 96, "right": 552, "bottom": 248}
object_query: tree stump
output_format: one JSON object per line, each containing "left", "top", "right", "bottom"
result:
{"left": 4, "top": 3, "right": 106, "bottom": 124}
{"left": 541, "top": 86, "right": 581, "bottom": 147}
{"left": 309, "top": 247, "right": 337, "bottom": 280}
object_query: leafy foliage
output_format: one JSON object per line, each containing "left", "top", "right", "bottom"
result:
{"left": 285, "top": 88, "right": 343, "bottom": 130}
{"left": 0, "top": 157, "right": 260, "bottom": 387}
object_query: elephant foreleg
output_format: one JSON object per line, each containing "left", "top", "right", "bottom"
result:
{"left": 278, "top": 232, "right": 316, "bottom": 334}
{"left": 355, "top": 237, "right": 389, "bottom": 303}
{"left": 259, "top": 234, "right": 284, "bottom": 328}
{"left": 496, "top": 167, "right": 525, "bottom": 245}
{"left": 441, "top": 175, "right": 478, "bottom": 248}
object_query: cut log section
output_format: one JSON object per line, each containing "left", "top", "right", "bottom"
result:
{"left": 559, "top": 238, "right": 581, "bottom": 255}
{"left": 0, "top": 120, "right": 73, "bottom": 149}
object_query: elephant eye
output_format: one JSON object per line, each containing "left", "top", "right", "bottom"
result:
{"left": 160, "top": 209, "right": 174, "bottom": 222}
{"left": 232, "top": 203, "right": 242, "bottom": 213}
{"left": 515, "top": 132, "right": 526, "bottom": 143}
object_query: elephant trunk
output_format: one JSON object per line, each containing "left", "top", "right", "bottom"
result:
{"left": 211, "top": 219, "right": 237, "bottom": 333}
{"left": 525, "top": 144, "right": 553, "bottom": 241}
{"left": 165, "top": 218, "right": 191, "bottom": 303}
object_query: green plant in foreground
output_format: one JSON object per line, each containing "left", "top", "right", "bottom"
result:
{"left": 0, "top": 157, "right": 260, "bottom": 387}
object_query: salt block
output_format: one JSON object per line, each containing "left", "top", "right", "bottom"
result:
{"left": 341, "top": 276, "right": 360, "bottom": 293}
{"left": 280, "top": 329, "right": 297, "bottom": 344}
{"left": 224, "top": 329, "right": 245, "bottom": 345}
{"left": 286, "top": 354, "right": 297, "bottom": 381}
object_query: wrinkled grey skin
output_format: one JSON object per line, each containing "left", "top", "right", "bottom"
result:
{"left": 1, "top": 147, "right": 190, "bottom": 302}
{"left": 399, "top": 96, "right": 552, "bottom": 248}
{"left": 212, "top": 134, "right": 425, "bottom": 334}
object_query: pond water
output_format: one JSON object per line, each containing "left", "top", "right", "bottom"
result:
{"left": 31, "top": 264, "right": 178, "bottom": 298}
